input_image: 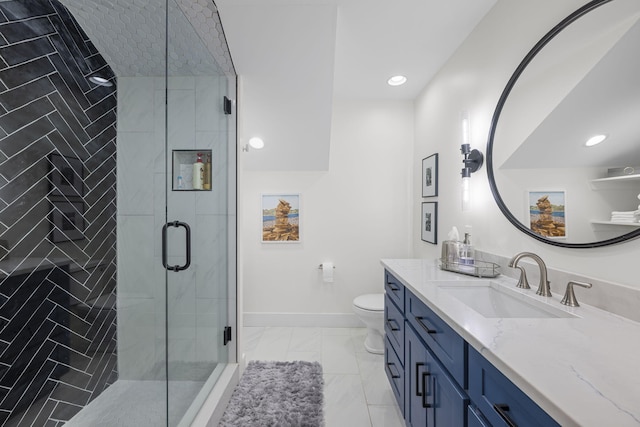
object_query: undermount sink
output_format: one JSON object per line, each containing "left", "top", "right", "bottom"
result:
{"left": 438, "top": 281, "right": 577, "bottom": 319}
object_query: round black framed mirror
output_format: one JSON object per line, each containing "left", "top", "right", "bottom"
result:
{"left": 487, "top": 0, "right": 640, "bottom": 248}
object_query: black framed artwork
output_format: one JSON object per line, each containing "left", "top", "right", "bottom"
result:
{"left": 422, "top": 153, "right": 438, "bottom": 197}
{"left": 421, "top": 202, "right": 437, "bottom": 244}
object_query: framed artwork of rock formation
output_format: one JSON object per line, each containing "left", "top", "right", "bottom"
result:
{"left": 422, "top": 153, "right": 438, "bottom": 197}
{"left": 421, "top": 202, "right": 437, "bottom": 244}
{"left": 528, "top": 191, "right": 566, "bottom": 239}
{"left": 262, "top": 194, "right": 300, "bottom": 242}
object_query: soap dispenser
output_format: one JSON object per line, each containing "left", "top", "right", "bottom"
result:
{"left": 459, "top": 232, "right": 475, "bottom": 265}
{"left": 192, "top": 152, "right": 204, "bottom": 190}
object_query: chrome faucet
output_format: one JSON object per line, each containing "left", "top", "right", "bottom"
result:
{"left": 508, "top": 252, "right": 551, "bottom": 297}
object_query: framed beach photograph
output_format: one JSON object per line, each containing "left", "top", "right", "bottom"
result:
{"left": 528, "top": 191, "right": 566, "bottom": 239}
{"left": 421, "top": 202, "right": 438, "bottom": 244}
{"left": 50, "top": 200, "right": 85, "bottom": 243}
{"left": 50, "top": 153, "right": 84, "bottom": 197}
{"left": 262, "top": 194, "right": 300, "bottom": 243}
{"left": 422, "top": 153, "right": 438, "bottom": 197}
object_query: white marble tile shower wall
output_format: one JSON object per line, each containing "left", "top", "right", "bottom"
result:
{"left": 117, "top": 77, "right": 165, "bottom": 380}
{"left": 243, "top": 327, "right": 405, "bottom": 427}
{"left": 477, "top": 250, "right": 640, "bottom": 322}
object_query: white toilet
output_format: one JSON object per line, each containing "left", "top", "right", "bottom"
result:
{"left": 352, "top": 293, "right": 385, "bottom": 354}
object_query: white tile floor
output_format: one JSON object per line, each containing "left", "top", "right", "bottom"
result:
{"left": 242, "top": 327, "right": 405, "bottom": 427}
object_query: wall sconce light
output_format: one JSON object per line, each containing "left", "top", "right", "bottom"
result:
{"left": 460, "top": 143, "right": 484, "bottom": 212}
{"left": 242, "top": 137, "right": 265, "bottom": 152}
{"left": 461, "top": 143, "right": 484, "bottom": 175}
{"left": 460, "top": 111, "right": 483, "bottom": 211}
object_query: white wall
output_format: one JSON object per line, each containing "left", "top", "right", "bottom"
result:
{"left": 412, "top": 0, "right": 640, "bottom": 289}
{"left": 241, "top": 100, "right": 413, "bottom": 325}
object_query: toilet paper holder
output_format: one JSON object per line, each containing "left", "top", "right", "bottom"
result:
{"left": 318, "top": 264, "right": 335, "bottom": 269}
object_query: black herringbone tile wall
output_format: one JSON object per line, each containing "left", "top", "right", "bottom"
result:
{"left": 0, "top": 1, "right": 117, "bottom": 425}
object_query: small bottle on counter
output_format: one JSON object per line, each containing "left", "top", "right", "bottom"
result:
{"left": 459, "top": 233, "right": 475, "bottom": 265}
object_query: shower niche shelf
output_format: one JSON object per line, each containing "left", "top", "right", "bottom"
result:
{"left": 172, "top": 150, "right": 212, "bottom": 191}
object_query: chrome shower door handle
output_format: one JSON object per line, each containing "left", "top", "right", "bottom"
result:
{"left": 162, "top": 221, "right": 191, "bottom": 272}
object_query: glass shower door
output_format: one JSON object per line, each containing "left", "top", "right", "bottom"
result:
{"left": 163, "top": 2, "right": 233, "bottom": 425}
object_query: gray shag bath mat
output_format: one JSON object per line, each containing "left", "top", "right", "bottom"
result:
{"left": 220, "top": 360, "right": 324, "bottom": 427}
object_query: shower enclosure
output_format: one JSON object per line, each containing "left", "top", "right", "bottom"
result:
{"left": 0, "top": 0, "right": 236, "bottom": 425}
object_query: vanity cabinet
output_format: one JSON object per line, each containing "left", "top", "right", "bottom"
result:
{"left": 384, "top": 270, "right": 559, "bottom": 427}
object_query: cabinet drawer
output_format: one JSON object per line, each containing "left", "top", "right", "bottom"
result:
{"left": 384, "top": 270, "right": 404, "bottom": 311}
{"left": 384, "top": 294, "right": 404, "bottom": 363}
{"left": 406, "top": 291, "right": 466, "bottom": 388}
{"left": 384, "top": 336, "right": 404, "bottom": 415}
{"left": 468, "top": 405, "right": 491, "bottom": 427}
{"left": 469, "top": 347, "right": 560, "bottom": 427}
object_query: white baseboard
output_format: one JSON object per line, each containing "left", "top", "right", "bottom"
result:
{"left": 244, "top": 312, "right": 365, "bottom": 328}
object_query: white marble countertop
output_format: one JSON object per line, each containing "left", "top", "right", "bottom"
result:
{"left": 381, "top": 258, "right": 640, "bottom": 427}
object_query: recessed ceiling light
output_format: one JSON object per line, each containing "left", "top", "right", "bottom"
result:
{"left": 585, "top": 134, "right": 607, "bottom": 147}
{"left": 249, "top": 137, "right": 265, "bottom": 149}
{"left": 88, "top": 75, "right": 113, "bottom": 87}
{"left": 387, "top": 75, "right": 407, "bottom": 86}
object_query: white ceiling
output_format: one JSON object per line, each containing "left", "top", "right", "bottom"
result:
{"left": 216, "top": 0, "right": 497, "bottom": 171}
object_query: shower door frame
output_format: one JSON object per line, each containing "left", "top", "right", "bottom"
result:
{"left": 162, "top": 1, "right": 238, "bottom": 425}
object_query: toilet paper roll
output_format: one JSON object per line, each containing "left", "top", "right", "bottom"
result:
{"left": 322, "top": 262, "right": 334, "bottom": 283}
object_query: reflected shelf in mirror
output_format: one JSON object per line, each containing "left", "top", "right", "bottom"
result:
{"left": 590, "top": 173, "right": 640, "bottom": 190}
{"left": 591, "top": 220, "right": 640, "bottom": 227}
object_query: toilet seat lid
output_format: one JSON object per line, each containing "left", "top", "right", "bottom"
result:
{"left": 353, "top": 293, "right": 384, "bottom": 311}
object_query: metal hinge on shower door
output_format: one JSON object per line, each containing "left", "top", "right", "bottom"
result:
{"left": 223, "top": 326, "right": 232, "bottom": 345}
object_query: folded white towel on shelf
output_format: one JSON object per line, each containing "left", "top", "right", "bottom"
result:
{"left": 610, "top": 210, "right": 640, "bottom": 215}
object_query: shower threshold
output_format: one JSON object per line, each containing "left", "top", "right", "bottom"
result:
{"left": 64, "top": 364, "right": 226, "bottom": 427}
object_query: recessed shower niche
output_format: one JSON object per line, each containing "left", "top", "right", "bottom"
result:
{"left": 172, "top": 150, "right": 213, "bottom": 191}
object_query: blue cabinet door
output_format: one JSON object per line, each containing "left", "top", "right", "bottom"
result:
{"left": 405, "top": 325, "right": 429, "bottom": 427}
{"left": 405, "top": 324, "right": 468, "bottom": 427}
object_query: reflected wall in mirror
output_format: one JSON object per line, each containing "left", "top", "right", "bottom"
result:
{"left": 487, "top": 0, "right": 640, "bottom": 247}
